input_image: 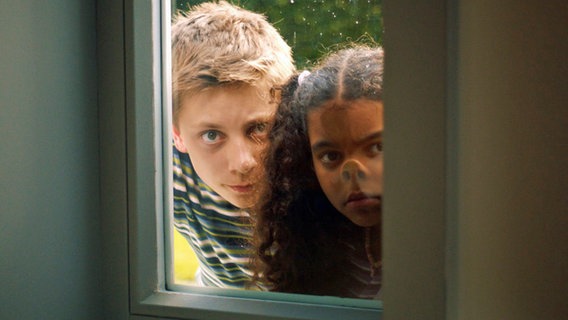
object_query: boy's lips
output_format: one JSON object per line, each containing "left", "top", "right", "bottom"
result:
{"left": 227, "top": 184, "right": 254, "bottom": 193}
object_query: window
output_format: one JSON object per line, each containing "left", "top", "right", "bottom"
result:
{"left": 126, "top": 0, "right": 383, "bottom": 318}
{"left": 168, "top": 0, "right": 384, "bottom": 301}
{"left": 165, "top": 0, "right": 382, "bottom": 317}
{"left": 99, "top": 0, "right": 449, "bottom": 319}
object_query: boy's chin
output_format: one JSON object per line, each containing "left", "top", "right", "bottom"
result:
{"left": 222, "top": 193, "right": 258, "bottom": 210}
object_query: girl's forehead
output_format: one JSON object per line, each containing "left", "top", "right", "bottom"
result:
{"left": 309, "top": 99, "right": 383, "bottom": 126}
{"left": 307, "top": 99, "right": 383, "bottom": 143}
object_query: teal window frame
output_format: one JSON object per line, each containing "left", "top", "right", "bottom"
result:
{"left": 99, "top": 0, "right": 450, "bottom": 319}
{"left": 128, "top": 1, "right": 382, "bottom": 319}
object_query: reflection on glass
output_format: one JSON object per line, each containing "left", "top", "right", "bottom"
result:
{"left": 170, "top": 0, "right": 383, "bottom": 300}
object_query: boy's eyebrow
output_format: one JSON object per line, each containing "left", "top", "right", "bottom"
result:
{"left": 311, "top": 131, "right": 383, "bottom": 151}
{"left": 192, "top": 113, "right": 274, "bottom": 131}
{"left": 245, "top": 113, "right": 275, "bottom": 125}
{"left": 193, "top": 121, "right": 223, "bottom": 130}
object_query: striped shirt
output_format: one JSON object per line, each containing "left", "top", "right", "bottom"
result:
{"left": 173, "top": 147, "right": 254, "bottom": 288}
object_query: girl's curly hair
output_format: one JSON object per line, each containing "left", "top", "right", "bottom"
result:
{"left": 250, "top": 45, "right": 384, "bottom": 296}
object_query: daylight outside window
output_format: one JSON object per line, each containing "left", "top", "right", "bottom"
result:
{"left": 166, "top": 0, "right": 383, "bottom": 308}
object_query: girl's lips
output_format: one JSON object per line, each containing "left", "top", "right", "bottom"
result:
{"left": 345, "top": 192, "right": 381, "bottom": 208}
{"left": 347, "top": 191, "right": 368, "bottom": 202}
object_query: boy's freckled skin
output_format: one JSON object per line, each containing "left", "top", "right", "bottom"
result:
{"left": 173, "top": 85, "right": 275, "bottom": 209}
{"left": 170, "top": 1, "right": 295, "bottom": 289}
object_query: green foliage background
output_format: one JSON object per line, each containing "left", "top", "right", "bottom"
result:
{"left": 174, "top": 0, "right": 383, "bottom": 69}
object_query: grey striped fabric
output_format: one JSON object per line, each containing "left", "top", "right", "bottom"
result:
{"left": 173, "top": 147, "right": 254, "bottom": 288}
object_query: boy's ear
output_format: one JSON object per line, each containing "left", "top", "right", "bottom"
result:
{"left": 172, "top": 126, "right": 188, "bottom": 153}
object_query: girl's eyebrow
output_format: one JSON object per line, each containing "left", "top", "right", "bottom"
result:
{"left": 311, "top": 140, "right": 335, "bottom": 152}
{"left": 358, "top": 131, "right": 382, "bottom": 144}
{"left": 311, "top": 131, "right": 383, "bottom": 152}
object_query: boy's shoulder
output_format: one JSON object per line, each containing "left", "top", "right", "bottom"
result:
{"left": 172, "top": 147, "right": 241, "bottom": 213}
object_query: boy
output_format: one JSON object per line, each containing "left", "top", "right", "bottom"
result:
{"left": 171, "top": 1, "right": 295, "bottom": 288}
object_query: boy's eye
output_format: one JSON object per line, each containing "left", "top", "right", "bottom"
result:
{"left": 200, "top": 130, "right": 223, "bottom": 144}
{"left": 248, "top": 122, "right": 269, "bottom": 142}
{"left": 250, "top": 122, "right": 267, "bottom": 135}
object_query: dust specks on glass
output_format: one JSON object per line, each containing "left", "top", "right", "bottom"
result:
{"left": 168, "top": 0, "right": 383, "bottom": 308}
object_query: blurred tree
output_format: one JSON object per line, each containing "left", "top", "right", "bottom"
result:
{"left": 174, "top": 0, "right": 382, "bottom": 69}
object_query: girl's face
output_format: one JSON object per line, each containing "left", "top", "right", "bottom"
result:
{"left": 308, "top": 99, "right": 383, "bottom": 228}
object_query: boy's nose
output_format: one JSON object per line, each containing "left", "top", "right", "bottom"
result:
{"left": 341, "top": 159, "right": 366, "bottom": 182}
{"left": 237, "top": 156, "right": 256, "bottom": 174}
{"left": 229, "top": 141, "right": 257, "bottom": 175}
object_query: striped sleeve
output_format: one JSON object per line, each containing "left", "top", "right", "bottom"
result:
{"left": 172, "top": 146, "right": 254, "bottom": 288}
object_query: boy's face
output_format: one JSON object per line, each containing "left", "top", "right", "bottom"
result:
{"left": 173, "top": 85, "right": 274, "bottom": 209}
{"left": 308, "top": 99, "right": 383, "bottom": 228}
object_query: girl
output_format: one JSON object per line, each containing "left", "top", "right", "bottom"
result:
{"left": 252, "top": 46, "right": 384, "bottom": 299}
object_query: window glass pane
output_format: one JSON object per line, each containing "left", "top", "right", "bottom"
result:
{"left": 174, "top": 0, "right": 382, "bottom": 68}
{"left": 169, "top": 0, "right": 383, "bottom": 305}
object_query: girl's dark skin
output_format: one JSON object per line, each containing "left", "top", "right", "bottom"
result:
{"left": 251, "top": 46, "right": 384, "bottom": 298}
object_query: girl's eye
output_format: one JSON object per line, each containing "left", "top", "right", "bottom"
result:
{"left": 369, "top": 142, "right": 383, "bottom": 155}
{"left": 200, "top": 130, "right": 223, "bottom": 144}
{"left": 320, "top": 151, "right": 342, "bottom": 164}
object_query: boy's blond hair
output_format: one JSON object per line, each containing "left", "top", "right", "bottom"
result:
{"left": 171, "top": 1, "right": 295, "bottom": 126}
